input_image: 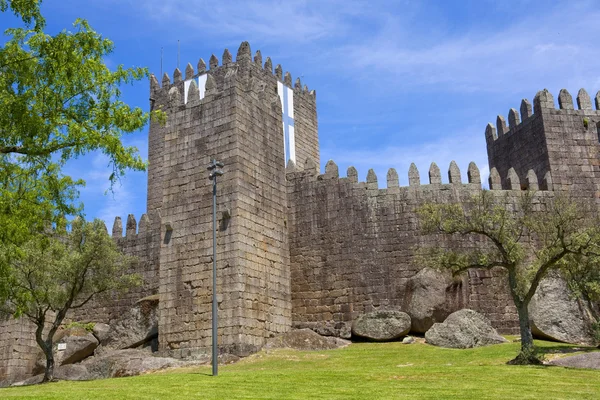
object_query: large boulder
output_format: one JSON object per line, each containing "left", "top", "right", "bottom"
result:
{"left": 14, "top": 350, "right": 192, "bottom": 385}
{"left": 60, "top": 333, "right": 99, "bottom": 365}
{"left": 425, "top": 309, "right": 507, "bottom": 348}
{"left": 97, "top": 295, "right": 159, "bottom": 353}
{"left": 92, "top": 323, "right": 111, "bottom": 343}
{"left": 84, "top": 349, "right": 184, "bottom": 379}
{"left": 529, "top": 276, "right": 596, "bottom": 346}
{"left": 265, "top": 329, "right": 350, "bottom": 351}
{"left": 351, "top": 310, "right": 411, "bottom": 341}
{"left": 402, "top": 268, "right": 467, "bottom": 333}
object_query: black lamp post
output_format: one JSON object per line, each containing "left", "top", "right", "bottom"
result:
{"left": 207, "top": 159, "right": 224, "bottom": 377}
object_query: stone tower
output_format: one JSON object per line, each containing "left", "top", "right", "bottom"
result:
{"left": 146, "top": 42, "right": 319, "bottom": 357}
{"left": 486, "top": 88, "right": 600, "bottom": 194}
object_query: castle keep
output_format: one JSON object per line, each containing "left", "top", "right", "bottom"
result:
{"left": 2, "top": 41, "right": 600, "bottom": 382}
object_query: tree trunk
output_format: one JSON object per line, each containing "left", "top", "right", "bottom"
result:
{"left": 517, "top": 302, "right": 534, "bottom": 352}
{"left": 34, "top": 321, "right": 56, "bottom": 383}
{"left": 508, "top": 300, "right": 542, "bottom": 365}
{"left": 506, "top": 268, "right": 542, "bottom": 365}
{"left": 43, "top": 347, "right": 55, "bottom": 383}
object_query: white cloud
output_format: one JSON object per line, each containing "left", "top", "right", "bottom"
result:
{"left": 131, "top": 0, "right": 365, "bottom": 44}
{"left": 337, "top": 1, "right": 600, "bottom": 93}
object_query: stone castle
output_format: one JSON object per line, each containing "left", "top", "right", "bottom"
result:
{"left": 2, "top": 41, "right": 600, "bottom": 382}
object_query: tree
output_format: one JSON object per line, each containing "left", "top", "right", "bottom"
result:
{"left": 418, "top": 190, "right": 600, "bottom": 364}
{"left": 0, "top": 218, "right": 140, "bottom": 382}
{"left": 0, "top": 1, "right": 163, "bottom": 298}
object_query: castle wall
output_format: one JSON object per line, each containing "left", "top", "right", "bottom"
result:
{"left": 287, "top": 160, "right": 556, "bottom": 335}
{"left": 0, "top": 318, "right": 37, "bottom": 384}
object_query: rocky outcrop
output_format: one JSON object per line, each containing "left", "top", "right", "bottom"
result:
{"left": 425, "top": 309, "right": 507, "bottom": 348}
{"left": 529, "top": 276, "right": 596, "bottom": 346}
{"left": 92, "top": 323, "right": 111, "bottom": 343}
{"left": 60, "top": 333, "right": 99, "bottom": 365}
{"left": 265, "top": 329, "right": 350, "bottom": 351}
{"left": 32, "top": 328, "right": 99, "bottom": 374}
{"left": 402, "top": 268, "right": 468, "bottom": 333}
{"left": 293, "top": 322, "right": 351, "bottom": 339}
{"left": 83, "top": 349, "right": 184, "bottom": 379}
{"left": 97, "top": 295, "right": 159, "bottom": 353}
{"left": 14, "top": 350, "right": 194, "bottom": 385}
{"left": 351, "top": 310, "right": 411, "bottom": 341}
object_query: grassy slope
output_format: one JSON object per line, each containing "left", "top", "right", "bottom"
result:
{"left": 2, "top": 339, "right": 599, "bottom": 400}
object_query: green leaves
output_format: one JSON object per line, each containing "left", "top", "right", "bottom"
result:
{"left": 2, "top": 218, "right": 140, "bottom": 319}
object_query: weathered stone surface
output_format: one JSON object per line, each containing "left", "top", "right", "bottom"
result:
{"left": 549, "top": 352, "right": 600, "bottom": 369}
{"left": 529, "top": 276, "right": 596, "bottom": 346}
{"left": 352, "top": 310, "right": 411, "bottom": 341}
{"left": 97, "top": 296, "right": 159, "bottom": 353}
{"left": 60, "top": 333, "right": 99, "bottom": 365}
{"left": 425, "top": 309, "right": 507, "bottom": 348}
{"left": 92, "top": 323, "right": 111, "bottom": 343}
{"left": 14, "top": 364, "right": 90, "bottom": 386}
{"left": 293, "top": 322, "right": 351, "bottom": 339}
{"left": 84, "top": 349, "right": 186, "bottom": 379}
{"left": 14, "top": 350, "right": 197, "bottom": 384}
{"left": 265, "top": 329, "right": 350, "bottom": 351}
{"left": 403, "top": 268, "right": 466, "bottom": 333}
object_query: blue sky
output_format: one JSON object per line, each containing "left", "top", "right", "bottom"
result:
{"left": 2, "top": 0, "right": 600, "bottom": 229}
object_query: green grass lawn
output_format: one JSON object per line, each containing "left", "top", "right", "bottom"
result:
{"left": 2, "top": 339, "right": 599, "bottom": 399}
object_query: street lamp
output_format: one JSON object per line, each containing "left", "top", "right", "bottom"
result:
{"left": 207, "top": 158, "right": 224, "bottom": 377}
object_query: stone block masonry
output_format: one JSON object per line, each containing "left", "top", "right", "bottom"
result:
{"left": 2, "top": 39, "right": 600, "bottom": 383}
{"left": 286, "top": 160, "right": 558, "bottom": 335}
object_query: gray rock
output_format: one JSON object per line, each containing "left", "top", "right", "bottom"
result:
{"left": 403, "top": 268, "right": 467, "bottom": 333}
{"left": 15, "top": 350, "right": 193, "bottom": 384}
{"left": 402, "top": 336, "right": 415, "bottom": 344}
{"left": 293, "top": 322, "right": 351, "bottom": 339}
{"left": 60, "top": 333, "right": 99, "bottom": 365}
{"left": 265, "top": 328, "right": 350, "bottom": 351}
{"left": 425, "top": 309, "right": 508, "bottom": 348}
{"left": 84, "top": 349, "right": 184, "bottom": 379}
{"left": 13, "top": 364, "right": 90, "bottom": 386}
{"left": 54, "top": 364, "right": 90, "bottom": 381}
{"left": 529, "top": 276, "right": 596, "bottom": 346}
{"left": 549, "top": 352, "right": 600, "bottom": 369}
{"left": 352, "top": 310, "right": 411, "bottom": 341}
{"left": 92, "top": 323, "right": 111, "bottom": 343}
{"left": 97, "top": 296, "right": 159, "bottom": 353}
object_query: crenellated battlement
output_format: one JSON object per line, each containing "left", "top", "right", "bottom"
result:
{"left": 149, "top": 41, "right": 316, "bottom": 110}
{"left": 111, "top": 213, "right": 152, "bottom": 239}
{"left": 287, "top": 158, "right": 554, "bottom": 193}
{"left": 486, "top": 88, "right": 600, "bottom": 144}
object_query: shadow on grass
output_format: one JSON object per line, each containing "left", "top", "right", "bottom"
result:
{"left": 537, "top": 345, "right": 599, "bottom": 356}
